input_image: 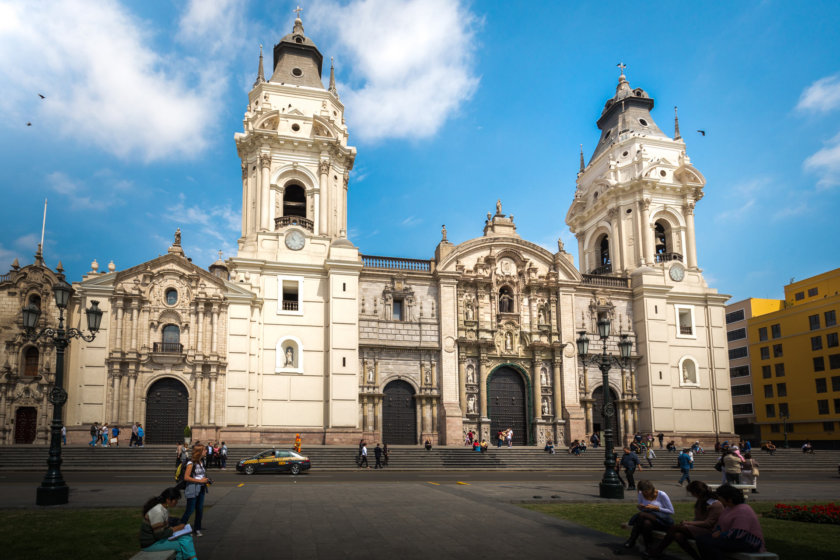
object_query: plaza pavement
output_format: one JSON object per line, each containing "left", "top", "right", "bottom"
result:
{"left": 1, "top": 472, "right": 835, "bottom": 559}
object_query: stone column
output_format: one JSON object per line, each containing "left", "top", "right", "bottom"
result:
{"left": 552, "top": 359, "right": 563, "bottom": 411}
{"left": 479, "top": 358, "right": 489, "bottom": 418}
{"left": 194, "top": 373, "right": 203, "bottom": 425}
{"left": 319, "top": 159, "right": 330, "bottom": 236}
{"left": 197, "top": 304, "right": 205, "bottom": 355}
{"left": 114, "top": 300, "right": 124, "bottom": 352}
{"left": 374, "top": 359, "right": 380, "bottom": 387}
{"left": 532, "top": 355, "right": 542, "bottom": 421}
{"left": 584, "top": 401, "right": 593, "bottom": 434}
{"left": 127, "top": 374, "right": 136, "bottom": 424}
{"left": 684, "top": 201, "right": 698, "bottom": 269}
{"left": 241, "top": 163, "right": 248, "bottom": 234}
{"left": 641, "top": 199, "right": 654, "bottom": 265}
{"left": 141, "top": 305, "right": 150, "bottom": 351}
{"left": 458, "top": 357, "right": 467, "bottom": 415}
{"left": 211, "top": 304, "right": 219, "bottom": 354}
{"left": 259, "top": 154, "right": 271, "bottom": 231}
{"left": 342, "top": 172, "right": 349, "bottom": 236}
{"left": 432, "top": 400, "right": 438, "bottom": 433}
{"left": 608, "top": 208, "right": 623, "bottom": 272}
{"left": 111, "top": 369, "right": 121, "bottom": 422}
{"left": 375, "top": 396, "right": 383, "bottom": 433}
{"left": 209, "top": 374, "right": 217, "bottom": 425}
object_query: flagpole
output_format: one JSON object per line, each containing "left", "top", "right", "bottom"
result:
{"left": 40, "top": 198, "right": 47, "bottom": 252}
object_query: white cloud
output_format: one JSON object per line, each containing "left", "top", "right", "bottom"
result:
{"left": 796, "top": 74, "right": 840, "bottom": 113}
{"left": 46, "top": 171, "right": 132, "bottom": 211}
{"left": 164, "top": 193, "right": 240, "bottom": 246}
{"left": 713, "top": 177, "right": 769, "bottom": 221}
{"left": 804, "top": 132, "right": 840, "bottom": 189}
{"left": 0, "top": 0, "right": 223, "bottom": 162}
{"left": 400, "top": 215, "right": 422, "bottom": 227}
{"left": 310, "top": 0, "right": 480, "bottom": 142}
{"left": 178, "top": 0, "right": 248, "bottom": 55}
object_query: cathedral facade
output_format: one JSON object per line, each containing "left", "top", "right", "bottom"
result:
{"left": 0, "top": 17, "right": 734, "bottom": 446}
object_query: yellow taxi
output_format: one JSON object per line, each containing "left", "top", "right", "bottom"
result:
{"left": 236, "top": 449, "right": 311, "bottom": 475}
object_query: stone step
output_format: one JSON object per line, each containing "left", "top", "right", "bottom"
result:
{"left": 2, "top": 446, "right": 836, "bottom": 471}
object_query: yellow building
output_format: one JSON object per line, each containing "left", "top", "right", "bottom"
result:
{"left": 750, "top": 268, "right": 840, "bottom": 447}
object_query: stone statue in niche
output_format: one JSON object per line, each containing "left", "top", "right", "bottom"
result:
{"left": 542, "top": 397, "right": 551, "bottom": 415}
{"left": 425, "top": 368, "right": 431, "bottom": 385}
{"left": 284, "top": 345, "right": 295, "bottom": 368}
{"left": 504, "top": 332, "right": 513, "bottom": 352}
{"left": 465, "top": 299, "right": 474, "bottom": 321}
{"left": 540, "top": 367, "right": 548, "bottom": 386}
{"left": 499, "top": 291, "right": 513, "bottom": 313}
{"left": 467, "top": 364, "right": 476, "bottom": 384}
{"left": 467, "top": 393, "right": 477, "bottom": 414}
{"left": 367, "top": 365, "right": 375, "bottom": 384}
{"left": 538, "top": 306, "right": 546, "bottom": 325}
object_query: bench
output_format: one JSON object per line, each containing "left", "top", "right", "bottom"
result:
{"left": 708, "top": 483, "right": 757, "bottom": 498}
{"left": 634, "top": 529, "right": 778, "bottom": 560}
{"left": 128, "top": 551, "right": 176, "bottom": 560}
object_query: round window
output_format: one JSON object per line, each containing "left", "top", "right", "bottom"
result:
{"left": 622, "top": 151, "right": 629, "bottom": 157}
{"left": 291, "top": 123, "right": 301, "bottom": 132}
{"left": 639, "top": 118, "right": 649, "bottom": 126}
{"left": 292, "top": 68, "right": 303, "bottom": 77}
{"left": 660, "top": 170, "right": 667, "bottom": 177}
{"left": 165, "top": 289, "right": 178, "bottom": 306}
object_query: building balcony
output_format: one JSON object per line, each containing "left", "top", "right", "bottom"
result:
{"left": 281, "top": 300, "right": 299, "bottom": 311}
{"left": 362, "top": 255, "right": 431, "bottom": 271}
{"left": 589, "top": 263, "right": 612, "bottom": 275}
{"left": 275, "top": 215, "right": 314, "bottom": 232}
{"left": 153, "top": 342, "right": 184, "bottom": 354}
{"left": 655, "top": 252, "right": 683, "bottom": 263}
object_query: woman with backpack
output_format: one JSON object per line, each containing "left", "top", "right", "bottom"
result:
{"left": 180, "top": 446, "right": 211, "bottom": 537}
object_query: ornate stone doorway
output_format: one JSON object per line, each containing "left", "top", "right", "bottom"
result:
{"left": 488, "top": 367, "right": 528, "bottom": 445}
{"left": 382, "top": 380, "right": 416, "bottom": 445}
{"left": 144, "top": 378, "right": 189, "bottom": 445}
{"left": 14, "top": 407, "right": 37, "bottom": 444}
{"left": 591, "top": 385, "right": 621, "bottom": 442}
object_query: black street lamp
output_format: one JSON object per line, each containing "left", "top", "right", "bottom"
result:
{"left": 576, "top": 317, "right": 633, "bottom": 500}
{"left": 780, "top": 413, "right": 789, "bottom": 449}
{"left": 21, "top": 275, "right": 102, "bottom": 506}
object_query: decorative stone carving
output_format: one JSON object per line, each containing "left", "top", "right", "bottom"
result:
{"left": 259, "top": 154, "right": 271, "bottom": 168}
{"left": 319, "top": 160, "right": 330, "bottom": 175}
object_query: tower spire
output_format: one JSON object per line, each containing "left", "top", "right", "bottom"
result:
{"left": 579, "top": 144, "right": 585, "bottom": 172}
{"left": 254, "top": 44, "right": 265, "bottom": 87}
{"left": 673, "top": 106, "right": 681, "bottom": 140}
{"left": 329, "top": 57, "right": 338, "bottom": 98}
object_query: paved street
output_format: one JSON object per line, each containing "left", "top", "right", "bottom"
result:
{"left": 1, "top": 469, "right": 837, "bottom": 559}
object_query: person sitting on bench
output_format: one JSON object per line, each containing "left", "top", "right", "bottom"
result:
{"left": 695, "top": 484, "right": 766, "bottom": 559}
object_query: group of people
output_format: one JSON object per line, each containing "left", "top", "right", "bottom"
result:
{"left": 621, "top": 480, "right": 766, "bottom": 559}
{"left": 715, "top": 446, "right": 760, "bottom": 492}
{"left": 87, "top": 422, "right": 145, "bottom": 447}
{"left": 569, "top": 439, "right": 588, "bottom": 455}
{"left": 357, "top": 440, "right": 389, "bottom": 469}
{"left": 496, "top": 428, "right": 514, "bottom": 447}
{"left": 176, "top": 441, "right": 228, "bottom": 470}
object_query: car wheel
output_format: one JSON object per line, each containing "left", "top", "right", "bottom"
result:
{"left": 244, "top": 465, "right": 255, "bottom": 475}
{"left": 289, "top": 463, "right": 301, "bottom": 475}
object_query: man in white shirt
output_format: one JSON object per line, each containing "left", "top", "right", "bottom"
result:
{"left": 359, "top": 443, "right": 369, "bottom": 468}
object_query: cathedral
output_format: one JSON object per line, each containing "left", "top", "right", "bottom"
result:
{"left": 0, "top": 16, "right": 734, "bottom": 447}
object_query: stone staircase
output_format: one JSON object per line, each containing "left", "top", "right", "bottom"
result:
{"left": 1, "top": 445, "right": 837, "bottom": 472}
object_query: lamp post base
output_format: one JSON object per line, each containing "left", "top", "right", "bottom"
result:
{"left": 36, "top": 484, "right": 69, "bottom": 506}
{"left": 599, "top": 478, "right": 624, "bottom": 500}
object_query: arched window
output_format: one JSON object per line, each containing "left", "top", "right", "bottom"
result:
{"left": 655, "top": 221, "right": 668, "bottom": 255}
{"left": 283, "top": 184, "right": 306, "bottom": 218}
{"left": 599, "top": 235, "right": 610, "bottom": 265}
{"left": 498, "top": 286, "right": 514, "bottom": 313}
{"left": 28, "top": 294, "right": 41, "bottom": 310}
{"left": 23, "top": 347, "right": 39, "bottom": 377}
{"left": 163, "top": 324, "right": 180, "bottom": 342}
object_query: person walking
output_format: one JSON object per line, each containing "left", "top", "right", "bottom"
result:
{"left": 101, "top": 423, "right": 109, "bottom": 447}
{"left": 497, "top": 431, "right": 504, "bottom": 448}
{"left": 645, "top": 445, "right": 656, "bottom": 468}
{"left": 506, "top": 428, "right": 513, "bottom": 448}
{"left": 61, "top": 425, "right": 67, "bottom": 446}
{"left": 590, "top": 432, "right": 600, "bottom": 448}
{"left": 176, "top": 441, "right": 186, "bottom": 468}
{"left": 677, "top": 448, "right": 693, "bottom": 486}
{"left": 722, "top": 449, "right": 744, "bottom": 485}
{"left": 130, "top": 422, "right": 139, "bottom": 447}
{"left": 220, "top": 442, "right": 228, "bottom": 470}
{"left": 657, "top": 433, "right": 664, "bottom": 449}
{"left": 357, "top": 439, "right": 365, "bottom": 465}
{"left": 359, "top": 443, "right": 369, "bottom": 468}
{"left": 740, "top": 451, "right": 759, "bottom": 493}
{"left": 137, "top": 424, "right": 145, "bottom": 447}
{"left": 89, "top": 423, "right": 99, "bottom": 447}
{"left": 374, "top": 443, "right": 383, "bottom": 469}
{"left": 294, "top": 433, "right": 302, "bottom": 453}
{"left": 181, "top": 446, "right": 211, "bottom": 537}
{"left": 382, "top": 444, "right": 389, "bottom": 467}
{"left": 620, "top": 447, "right": 642, "bottom": 490}
{"left": 111, "top": 425, "right": 120, "bottom": 447}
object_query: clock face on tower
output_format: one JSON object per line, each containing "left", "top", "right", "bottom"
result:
{"left": 669, "top": 263, "right": 685, "bottom": 282}
{"left": 285, "top": 230, "right": 305, "bottom": 251}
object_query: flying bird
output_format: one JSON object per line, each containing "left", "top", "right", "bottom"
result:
{"left": 38, "top": 93, "right": 45, "bottom": 99}
{"left": 697, "top": 130, "right": 706, "bottom": 136}
{"left": 26, "top": 122, "right": 32, "bottom": 127}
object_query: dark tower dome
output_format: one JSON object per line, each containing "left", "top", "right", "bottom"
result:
{"left": 270, "top": 16, "right": 325, "bottom": 89}
{"left": 590, "top": 68, "right": 668, "bottom": 162}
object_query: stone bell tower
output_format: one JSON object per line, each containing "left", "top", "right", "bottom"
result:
{"left": 565, "top": 66, "right": 733, "bottom": 442}
{"left": 227, "top": 13, "right": 362, "bottom": 442}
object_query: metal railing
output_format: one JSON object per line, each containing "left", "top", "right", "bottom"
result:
{"left": 581, "top": 274, "right": 630, "bottom": 289}
{"left": 275, "top": 215, "right": 314, "bottom": 232}
{"left": 589, "top": 264, "right": 613, "bottom": 275}
{"left": 362, "top": 255, "right": 431, "bottom": 271}
{"left": 281, "top": 300, "right": 299, "bottom": 311}
{"left": 153, "top": 342, "right": 184, "bottom": 354}
{"left": 655, "top": 252, "right": 683, "bottom": 263}
{"left": 0, "top": 273, "right": 10, "bottom": 283}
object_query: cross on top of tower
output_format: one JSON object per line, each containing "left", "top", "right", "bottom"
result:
{"left": 617, "top": 62, "right": 626, "bottom": 76}
{"left": 294, "top": 5, "right": 302, "bottom": 18}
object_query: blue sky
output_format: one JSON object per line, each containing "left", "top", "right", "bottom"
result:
{"left": 1, "top": 0, "right": 839, "bottom": 303}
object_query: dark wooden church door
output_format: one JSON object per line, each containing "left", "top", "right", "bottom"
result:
{"left": 145, "top": 378, "right": 189, "bottom": 445}
{"left": 382, "top": 380, "right": 416, "bottom": 445}
{"left": 489, "top": 367, "right": 527, "bottom": 445}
